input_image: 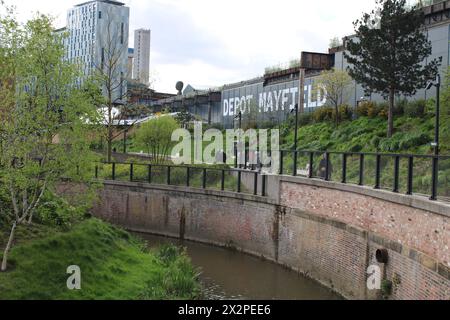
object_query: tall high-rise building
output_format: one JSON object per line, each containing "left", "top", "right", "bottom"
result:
{"left": 133, "top": 29, "right": 151, "bottom": 86}
{"left": 127, "top": 48, "right": 134, "bottom": 79}
{"left": 65, "top": 0, "right": 130, "bottom": 102}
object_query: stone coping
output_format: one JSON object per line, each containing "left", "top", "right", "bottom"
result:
{"left": 279, "top": 176, "right": 450, "bottom": 218}
{"left": 100, "top": 180, "right": 278, "bottom": 205}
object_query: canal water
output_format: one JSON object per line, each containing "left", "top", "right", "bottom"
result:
{"left": 136, "top": 233, "right": 341, "bottom": 300}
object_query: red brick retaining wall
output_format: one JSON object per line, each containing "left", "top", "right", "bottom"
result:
{"left": 91, "top": 180, "right": 450, "bottom": 300}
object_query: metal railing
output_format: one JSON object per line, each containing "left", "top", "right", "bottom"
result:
{"left": 92, "top": 150, "right": 450, "bottom": 202}
{"left": 94, "top": 162, "right": 267, "bottom": 197}
{"left": 279, "top": 150, "right": 450, "bottom": 201}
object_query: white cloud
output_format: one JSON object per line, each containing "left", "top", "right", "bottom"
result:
{"left": 4, "top": 0, "right": 377, "bottom": 92}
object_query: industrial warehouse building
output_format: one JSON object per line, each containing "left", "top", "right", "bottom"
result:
{"left": 151, "top": 1, "right": 450, "bottom": 129}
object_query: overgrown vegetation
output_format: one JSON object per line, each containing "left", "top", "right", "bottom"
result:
{"left": 0, "top": 218, "right": 200, "bottom": 300}
{"left": 0, "top": 8, "right": 101, "bottom": 271}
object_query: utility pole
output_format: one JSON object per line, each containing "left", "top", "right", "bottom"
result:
{"left": 427, "top": 74, "right": 441, "bottom": 200}
{"left": 434, "top": 74, "right": 441, "bottom": 156}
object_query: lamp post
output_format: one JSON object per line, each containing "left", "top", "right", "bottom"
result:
{"left": 234, "top": 112, "right": 242, "bottom": 167}
{"left": 426, "top": 74, "right": 441, "bottom": 200}
{"left": 235, "top": 111, "right": 242, "bottom": 130}
{"left": 291, "top": 104, "right": 299, "bottom": 176}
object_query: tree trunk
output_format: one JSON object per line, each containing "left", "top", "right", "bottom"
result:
{"left": 1, "top": 221, "right": 17, "bottom": 272}
{"left": 335, "top": 104, "right": 340, "bottom": 127}
{"left": 107, "top": 104, "right": 113, "bottom": 163}
{"left": 387, "top": 89, "right": 395, "bottom": 138}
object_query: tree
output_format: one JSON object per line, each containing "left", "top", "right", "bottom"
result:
{"left": 0, "top": 11, "right": 100, "bottom": 271}
{"left": 344, "top": 0, "right": 441, "bottom": 137}
{"left": 94, "top": 6, "right": 129, "bottom": 162}
{"left": 314, "top": 68, "right": 353, "bottom": 126}
{"left": 175, "top": 109, "right": 195, "bottom": 129}
{"left": 134, "top": 116, "right": 179, "bottom": 164}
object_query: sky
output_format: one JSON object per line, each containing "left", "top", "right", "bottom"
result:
{"left": 4, "top": 0, "right": 383, "bottom": 93}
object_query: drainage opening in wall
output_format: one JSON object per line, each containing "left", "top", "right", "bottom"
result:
{"left": 376, "top": 248, "right": 389, "bottom": 264}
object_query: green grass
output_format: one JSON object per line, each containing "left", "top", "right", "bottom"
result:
{"left": 280, "top": 114, "right": 450, "bottom": 198}
{"left": 0, "top": 218, "right": 200, "bottom": 300}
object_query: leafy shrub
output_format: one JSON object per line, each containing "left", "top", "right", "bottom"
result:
{"left": 405, "top": 99, "right": 426, "bottom": 118}
{"left": 298, "top": 112, "right": 314, "bottom": 126}
{"left": 35, "top": 192, "right": 85, "bottom": 229}
{"left": 356, "top": 101, "right": 375, "bottom": 117}
{"left": 334, "top": 105, "right": 353, "bottom": 121}
{"left": 313, "top": 106, "right": 334, "bottom": 122}
{"left": 156, "top": 244, "right": 181, "bottom": 266}
{"left": 398, "top": 132, "right": 430, "bottom": 150}
{"left": 371, "top": 136, "right": 381, "bottom": 149}
{"left": 135, "top": 116, "right": 179, "bottom": 163}
{"left": 369, "top": 102, "right": 389, "bottom": 119}
{"left": 379, "top": 132, "right": 431, "bottom": 152}
{"left": 395, "top": 98, "right": 408, "bottom": 115}
{"left": 381, "top": 280, "right": 393, "bottom": 298}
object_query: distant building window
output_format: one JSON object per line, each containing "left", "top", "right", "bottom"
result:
{"left": 98, "top": 11, "right": 102, "bottom": 19}
{"left": 120, "top": 23, "right": 124, "bottom": 44}
{"left": 101, "top": 48, "right": 105, "bottom": 66}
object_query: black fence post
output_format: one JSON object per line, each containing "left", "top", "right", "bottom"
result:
{"left": 202, "top": 168, "right": 207, "bottom": 189}
{"left": 342, "top": 153, "right": 347, "bottom": 184}
{"left": 234, "top": 144, "right": 238, "bottom": 168}
{"left": 430, "top": 156, "right": 438, "bottom": 201}
{"left": 245, "top": 149, "right": 248, "bottom": 170}
{"left": 325, "top": 152, "right": 330, "bottom": 181}
{"left": 221, "top": 170, "right": 225, "bottom": 191}
{"left": 112, "top": 162, "right": 116, "bottom": 181}
{"left": 279, "top": 150, "right": 284, "bottom": 175}
{"left": 254, "top": 172, "right": 258, "bottom": 195}
{"left": 407, "top": 156, "right": 413, "bottom": 195}
{"left": 261, "top": 174, "right": 267, "bottom": 197}
{"left": 374, "top": 154, "right": 381, "bottom": 189}
{"left": 237, "top": 171, "right": 242, "bottom": 193}
{"left": 130, "top": 163, "right": 134, "bottom": 182}
{"left": 167, "top": 166, "right": 171, "bottom": 185}
{"left": 359, "top": 154, "right": 365, "bottom": 186}
{"left": 309, "top": 152, "right": 314, "bottom": 179}
{"left": 293, "top": 151, "right": 298, "bottom": 177}
{"left": 186, "top": 167, "right": 190, "bottom": 187}
{"left": 148, "top": 165, "right": 152, "bottom": 184}
{"left": 393, "top": 156, "right": 400, "bottom": 193}
{"left": 95, "top": 165, "right": 98, "bottom": 179}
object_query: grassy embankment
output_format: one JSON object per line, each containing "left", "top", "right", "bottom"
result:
{"left": 280, "top": 108, "right": 450, "bottom": 197}
{"left": 0, "top": 218, "right": 200, "bottom": 300}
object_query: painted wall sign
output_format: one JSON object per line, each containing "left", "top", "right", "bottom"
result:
{"left": 222, "top": 79, "right": 327, "bottom": 119}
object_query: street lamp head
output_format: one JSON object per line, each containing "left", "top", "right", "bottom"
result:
{"left": 291, "top": 104, "right": 299, "bottom": 113}
{"left": 426, "top": 74, "right": 442, "bottom": 90}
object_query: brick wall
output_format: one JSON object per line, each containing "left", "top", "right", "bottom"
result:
{"left": 91, "top": 180, "right": 450, "bottom": 300}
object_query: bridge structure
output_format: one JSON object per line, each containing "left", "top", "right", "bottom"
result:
{"left": 85, "top": 150, "right": 450, "bottom": 300}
